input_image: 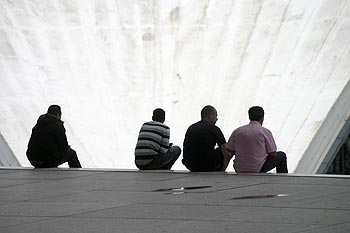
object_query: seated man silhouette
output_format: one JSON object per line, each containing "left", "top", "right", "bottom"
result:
{"left": 182, "top": 105, "right": 232, "bottom": 172}
{"left": 227, "top": 106, "right": 288, "bottom": 173}
{"left": 26, "top": 105, "right": 82, "bottom": 168}
{"left": 134, "top": 108, "right": 181, "bottom": 170}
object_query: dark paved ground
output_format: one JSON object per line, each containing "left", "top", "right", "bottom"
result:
{"left": 0, "top": 168, "right": 349, "bottom": 233}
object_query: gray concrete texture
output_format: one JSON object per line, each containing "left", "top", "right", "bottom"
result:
{"left": 0, "top": 168, "right": 349, "bottom": 232}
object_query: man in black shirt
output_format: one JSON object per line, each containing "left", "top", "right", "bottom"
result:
{"left": 26, "top": 105, "right": 82, "bottom": 168}
{"left": 182, "top": 105, "right": 232, "bottom": 171}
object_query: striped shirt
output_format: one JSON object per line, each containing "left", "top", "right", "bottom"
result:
{"left": 135, "top": 121, "right": 170, "bottom": 164}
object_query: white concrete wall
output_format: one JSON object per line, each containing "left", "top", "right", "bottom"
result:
{"left": 0, "top": 133, "right": 20, "bottom": 166}
{"left": 0, "top": 0, "right": 349, "bottom": 172}
{"left": 295, "top": 80, "right": 350, "bottom": 173}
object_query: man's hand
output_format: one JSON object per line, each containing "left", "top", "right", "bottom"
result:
{"left": 219, "top": 143, "right": 232, "bottom": 171}
{"left": 268, "top": 151, "right": 277, "bottom": 157}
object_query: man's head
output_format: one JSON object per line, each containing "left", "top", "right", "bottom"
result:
{"left": 248, "top": 106, "right": 264, "bottom": 124}
{"left": 152, "top": 108, "right": 165, "bottom": 123}
{"left": 201, "top": 105, "right": 218, "bottom": 124}
{"left": 47, "top": 105, "right": 62, "bottom": 119}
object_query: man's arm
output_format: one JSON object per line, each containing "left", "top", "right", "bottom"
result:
{"left": 267, "top": 151, "right": 277, "bottom": 156}
{"left": 219, "top": 143, "right": 232, "bottom": 171}
{"left": 226, "top": 131, "right": 236, "bottom": 155}
{"left": 227, "top": 147, "right": 235, "bottom": 155}
{"left": 159, "top": 127, "right": 170, "bottom": 154}
{"left": 56, "top": 123, "right": 70, "bottom": 152}
{"left": 264, "top": 128, "right": 277, "bottom": 157}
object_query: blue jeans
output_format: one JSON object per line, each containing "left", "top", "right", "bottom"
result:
{"left": 136, "top": 146, "right": 181, "bottom": 170}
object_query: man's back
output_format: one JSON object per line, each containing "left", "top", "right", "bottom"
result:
{"left": 183, "top": 120, "right": 226, "bottom": 170}
{"left": 27, "top": 114, "right": 69, "bottom": 161}
{"left": 135, "top": 121, "right": 170, "bottom": 159}
{"left": 228, "top": 121, "right": 276, "bottom": 173}
{"left": 134, "top": 108, "right": 181, "bottom": 170}
{"left": 26, "top": 105, "right": 81, "bottom": 168}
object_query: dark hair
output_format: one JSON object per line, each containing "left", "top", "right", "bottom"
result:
{"left": 152, "top": 108, "right": 165, "bottom": 122}
{"left": 47, "top": 105, "right": 61, "bottom": 116}
{"left": 201, "top": 105, "right": 216, "bottom": 118}
{"left": 248, "top": 106, "right": 264, "bottom": 121}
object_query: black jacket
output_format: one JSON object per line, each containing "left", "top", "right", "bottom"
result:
{"left": 26, "top": 114, "right": 69, "bottom": 162}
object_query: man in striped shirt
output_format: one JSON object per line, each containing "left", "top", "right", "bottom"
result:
{"left": 134, "top": 108, "right": 181, "bottom": 170}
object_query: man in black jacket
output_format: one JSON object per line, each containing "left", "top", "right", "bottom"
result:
{"left": 26, "top": 105, "right": 82, "bottom": 168}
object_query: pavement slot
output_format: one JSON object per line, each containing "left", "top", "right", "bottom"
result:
{"left": 231, "top": 194, "right": 289, "bottom": 200}
{"left": 153, "top": 186, "right": 212, "bottom": 194}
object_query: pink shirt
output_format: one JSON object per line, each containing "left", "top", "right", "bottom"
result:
{"left": 227, "top": 121, "right": 277, "bottom": 173}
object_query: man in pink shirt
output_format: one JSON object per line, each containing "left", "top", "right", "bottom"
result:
{"left": 227, "top": 106, "right": 288, "bottom": 173}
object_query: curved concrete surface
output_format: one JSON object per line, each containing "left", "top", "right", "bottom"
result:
{"left": 0, "top": 0, "right": 349, "bottom": 172}
{"left": 0, "top": 134, "right": 20, "bottom": 166}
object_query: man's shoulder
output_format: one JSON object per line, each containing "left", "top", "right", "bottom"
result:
{"left": 247, "top": 122, "right": 272, "bottom": 135}
{"left": 187, "top": 121, "right": 201, "bottom": 130}
{"left": 189, "top": 121, "right": 219, "bottom": 131}
{"left": 233, "top": 123, "right": 250, "bottom": 132}
{"left": 37, "top": 114, "right": 64, "bottom": 128}
{"left": 143, "top": 121, "right": 169, "bottom": 129}
{"left": 261, "top": 126, "right": 273, "bottom": 136}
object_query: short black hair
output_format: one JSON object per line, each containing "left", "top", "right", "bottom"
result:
{"left": 201, "top": 105, "right": 216, "bottom": 118}
{"left": 248, "top": 106, "right": 264, "bottom": 121}
{"left": 152, "top": 108, "right": 165, "bottom": 122}
{"left": 47, "top": 105, "right": 61, "bottom": 115}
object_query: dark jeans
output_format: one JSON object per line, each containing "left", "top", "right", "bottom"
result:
{"left": 30, "top": 149, "right": 82, "bottom": 168}
{"left": 183, "top": 148, "right": 223, "bottom": 172}
{"left": 260, "top": 151, "right": 288, "bottom": 173}
{"left": 136, "top": 146, "right": 181, "bottom": 170}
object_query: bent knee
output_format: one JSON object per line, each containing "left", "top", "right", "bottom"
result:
{"left": 277, "top": 151, "right": 287, "bottom": 158}
{"left": 172, "top": 145, "right": 182, "bottom": 154}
